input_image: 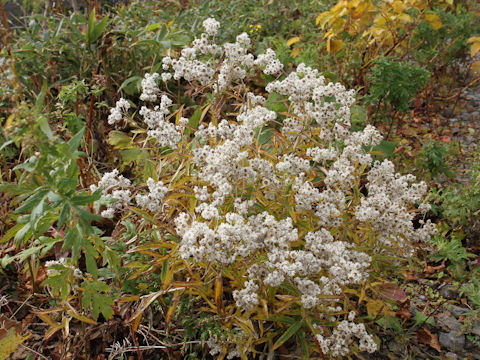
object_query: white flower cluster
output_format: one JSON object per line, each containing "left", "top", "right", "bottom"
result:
{"left": 160, "top": 18, "right": 283, "bottom": 92}
{"left": 355, "top": 159, "right": 436, "bottom": 248}
{"left": 139, "top": 94, "right": 184, "bottom": 149}
{"left": 254, "top": 48, "right": 284, "bottom": 75}
{"left": 140, "top": 73, "right": 160, "bottom": 102}
{"left": 90, "top": 169, "right": 131, "bottom": 218}
{"left": 135, "top": 178, "right": 168, "bottom": 213}
{"left": 95, "top": 19, "right": 437, "bottom": 357}
{"left": 108, "top": 98, "right": 130, "bottom": 125}
{"left": 316, "top": 320, "right": 377, "bottom": 356}
{"left": 202, "top": 18, "right": 220, "bottom": 36}
{"left": 91, "top": 171, "right": 171, "bottom": 216}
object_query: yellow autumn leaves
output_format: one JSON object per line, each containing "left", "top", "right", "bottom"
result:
{"left": 316, "top": 0, "right": 450, "bottom": 55}
{"left": 467, "top": 37, "right": 480, "bottom": 71}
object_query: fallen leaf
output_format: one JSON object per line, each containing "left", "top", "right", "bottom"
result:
{"left": 403, "top": 272, "right": 418, "bottom": 281}
{"left": 395, "top": 306, "right": 411, "bottom": 321}
{"left": 377, "top": 282, "right": 407, "bottom": 302}
{"left": 440, "top": 136, "right": 451, "bottom": 143}
{"left": 0, "top": 315, "right": 26, "bottom": 360}
{"left": 417, "top": 327, "right": 441, "bottom": 352}
{"left": 424, "top": 260, "right": 446, "bottom": 275}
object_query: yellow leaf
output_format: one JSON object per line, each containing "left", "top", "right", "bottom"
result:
{"left": 471, "top": 43, "right": 480, "bottom": 57}
{"left": 66, "top": 304, "right": 98, "bottom": 325}
{"left": 467, "top": 37, "right": 480, "bottom": 57}
{"left": 4, "top": 114, "right": 15, "bottom": 129}
{"left": 286, "top": 36, "right": 300, "bottom": 47}
{"left": 117, "top": 295, "right": 140, "bottom": 303}
{"left": 351, "top": 1, "right": 369, "bottom": 19}
{"left": 214, "top": 276, "right": 225, "bottom": 316}
{"left": 315, "top": 12, "right": 328, "bottom": 26}
{"left": 290, "top": 47, "right": 301, "bottom": 58}
{"left": 467, "top": 36, "right": 480, "bottom": 43}
{"left": 392, "top": 0, "right": 407, "bottom": 13}
{"left": 0, "top": 316, "right": 26, "bottom": 360}
{"left": 366, "top": 299, "right": 387, "bottom": 317}
{"left": 327, "top": 37, "right": 344, "bottom": 54}
{"left": 165, "top": 292, "right": 181, "bottom": 326}
{"left": 424, "top": 13, "right": 443, "bottom": 30}
{"left": 471, "top": 60, "right": 480, "bottom": 72}
{"left": 398, "top": 13, "right": 412, "bottom": 23}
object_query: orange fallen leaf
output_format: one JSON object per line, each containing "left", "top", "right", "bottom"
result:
{"left": 417, "top": 327, "right": 441, "bottom": 352}
{"left": 395, "top": 306, "right": 411, "bottom": 321}
{"left": 440, "top": 136, "right": 451, "bottom": 143}
{"left": 403, "top": 272, "right": 418, "bottom": 281}
{"left": 424, "top": 260, "right": 446, "bottom": 275}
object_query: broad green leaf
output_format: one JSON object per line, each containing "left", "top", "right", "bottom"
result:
{"left": 108, "top": 131, "right": 132, "bottom": 148}
{"left": 91, "top": 15, "right": 109, "bottom": 43}
{"left": 118, "top": 76, "right": 142, "bottom": 95}
{"left": 187, "top": 104, "right": 211, "bottom": 135}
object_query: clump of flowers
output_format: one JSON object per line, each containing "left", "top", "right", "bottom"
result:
{"left": 91, "top": 18, "right": 436, "bottom": 358}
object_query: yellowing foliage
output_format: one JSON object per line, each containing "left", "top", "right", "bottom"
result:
{"left": 316, "top": 0, "right": 451, "bottom": 55}
{"left": 467, "top": 36, "right": 480, "bottom": 72}
{"left": 0, "top": 316, "right": 27, "bottom": 360}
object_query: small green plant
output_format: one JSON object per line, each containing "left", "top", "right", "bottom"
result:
{"left": 429, "top": 233, "right": 475, "bottom": 279}
{"left": 416, "top": 139, "right": 455, "bottom": 179}
{"left": 367, "top": 57, "right": 430, "bottom": 114}
{"left": 429, "top": 149, "right": 480, "bottom": 241}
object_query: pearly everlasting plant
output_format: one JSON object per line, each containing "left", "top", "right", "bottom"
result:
{"left": 92, "top": 18, "right": 436, "bottom": 358}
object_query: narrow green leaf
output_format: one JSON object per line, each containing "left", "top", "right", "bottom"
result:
{"left": 58, "top": 203, "right": 71, "bottom": 228}
{"left": 86, "top": 9, "right": 95, "bottom": 45}
{"left": 273, "top": 320, "right": 304, "bottom": 350}
{"left": 15, "top": 189, "right": 49, "bottom": 214}
{"left": 146, "top": 23, "right": 161, "bottom": 32}
{"left": 128, "top": 206, "right": 158, "bottom": 225}
{"left": 70, "top": 188, "right": 101, "bottom": 206}
{"left": 68, "top": 127, "right": 85, "bottom": 152}
{"left": 15, "top": 245, "right": 44, "bottom": 262}
{"left": 73, "top": 206, "right": 104, "bottom": 221}
{"left": 157, "top": 24, "right": 167, "bottom": 41}
{"left": 1, "top": 223, "right": 25, "bottom": 244}
{"left": 296, "top": 330, "right": 309, "bottom": 359}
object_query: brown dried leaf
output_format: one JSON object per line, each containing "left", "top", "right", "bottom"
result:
{"left": 377, "top": 282, "right": 407, "bottom": 302}
{"left": 417, "top": 327, "right": 441, "bottom": 352}
{"left": 424, "top": 260, "right": 445, "bottom": 275}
